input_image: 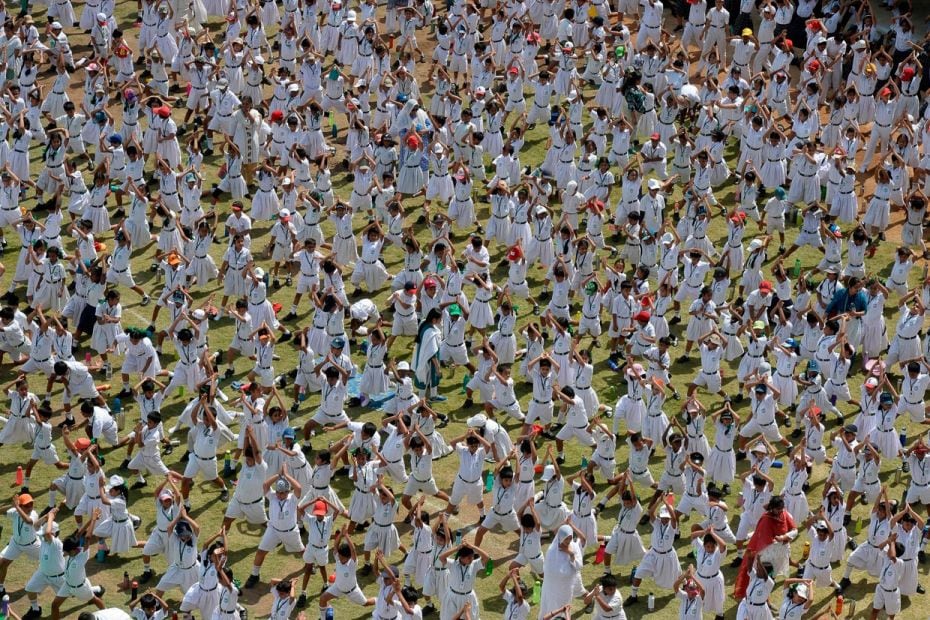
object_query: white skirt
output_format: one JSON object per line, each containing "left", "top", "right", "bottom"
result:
{"left": 467, "top": 300, "right": 494, "bottom": 330}
{"left": 359, "top": 364, "right": 391, "bottom": 395}
{"left": 187, "top": 256, "right": 219, "bottom": 288}
{"left": 348, "top": 490, "right": 376, "bottom": 523}
{"left": 92, "top": 516, "right": 138, "bottom": 553}
{"left": 363, "top": 523, "right": 400, "bottom": 557}
{"left": 706, "top": 445, "right": 736, "bottom": 483}
{"left": 251, "top": 189, "right": 280, "bottom": 221}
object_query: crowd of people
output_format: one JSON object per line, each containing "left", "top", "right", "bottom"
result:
{"left": 0, "top": 0, "right": 928, "bottom": 618}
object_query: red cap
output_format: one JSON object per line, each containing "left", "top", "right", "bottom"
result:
{"left": 759, "top": 280, "right": 773, "bottom": 292}
{"left": 507, "top": 246, "right": 523, "bottom": 261}
{"left": 784, "top": 39, "right": 793, "bottom": 49}
{"left": 271, "top": 110, "right": 284, "bottom": 121}
{"left": 880, "top": 87, "right": 892, "bottom": 97}
{"left": 634, "top": 311, "right": 651, "bottom": 322}
{"left": 902, "top": 67, "right": 916, "bottom": 80}
{"left": 807, "top": 60, "right": 820, "bottom": 72}
{"left": 650, "top": 132, "right": 660, "bottom": 140}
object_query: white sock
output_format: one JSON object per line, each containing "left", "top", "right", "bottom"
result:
{"left": 23, "top": 476, "right": 29, "bottom": 486}
{"left": 48, "top": 489, "right": 57, "bottom": 506}
{"left": 30, "top": 600, "right": 39, "bottom": 610}
{"left": 137, "top": 474, "right": 145, "bottom": 484}
{"left": 251, "top": 566, "right": 260, "bottom": 576}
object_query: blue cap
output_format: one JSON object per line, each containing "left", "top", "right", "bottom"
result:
{"left": 331, "top": 337, "right": 346, "bottom": 349}
{"left": 108, "top": 134, "right": 122, "bottom": 144}
{"left": 806, "top": 360, "right": 820, "bottom": 373}
{"left": 754, "top": 384, "right": 767, "bottom": 393}
{"left": 879, "top": 392, "right": 894, "bottom": 404}
{"left": 784, "top": 338, "right": 797, "bottom": 349}
{"left": 774, "top": 187, "right": 786, "bottom": 199}
{"left": 282, "top": 427, "right": 296, "bottom": 439}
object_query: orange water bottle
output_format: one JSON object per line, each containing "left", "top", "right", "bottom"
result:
{"left": 802, "top": 540, "right": 810, "bottom": 560}
{"left": 14, "top": 466, "right": 23, "bottom": 486}
{"left": 835, "top": 595, "right": 844, "bottom": 615}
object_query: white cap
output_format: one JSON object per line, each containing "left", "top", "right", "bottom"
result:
{"left": 751, "top": 442, "right": 769, "bottom": 455}
{"left": 347, "top": 9, "right": 356, "bottom": 20}
{"left": 534, "top": 205, "right": 547, "bottom": 215}
{"left": 280, "top": 208, "right": 291, "bottom": 217}
{"left": 647, "top": 178, "right": 661, "bottom": 190}
{"left": 565, "top": 180, "right": 578, "bottom": 193}
{"left": 108, "top": 474, "right": 125, "bottom": 488}
{"left": 49, "top": 521, "right": 61, "bottom": 534}
{"left": 795, "top": 584, "right": 809, "bottom": 600}
{"left": 396, "top": 361, "right": 411, "bottom": 372}
{"left": 661, "top": 232, "right": 674, "bottom": 245}
{"left": 540, "top": 465, "right": 556, "bottom": 481}
{"left": 748, "top": 239, "right": 764, "bottom": 251}
{"left": 191, "top": 309, "right": 206, "bottom": 320}
{"left": 51, "top": 21, "right": 63, "bottom": 29}
{"left": 466, "top": 413, "right": 488, "bottom": 428}
{"left": 433, "top": 143, "right": 444, "bottom": 154}
{"left": 762, "top": 4, "right": 774, "bottom": 12}
{"left": 253, "top": 55, "right": 265, "bottom": 65}
{"left": 254, "top": 267, "right": 265, "bottom": 278}
{"left": 281, "top": 177, "right": 292, "bottom": 186}
{"left": 217, "top": 78, "right": 229, "bottom": 89}
{"left": 288, "top": 83, "right": 299, "bottom": 93}
{"left": 853, "top": 39, "right": 867, "bottom": 50}
{"left": 356, "top": 326, "right": 369, "bottom": 336}
{"left": 568, "top": 89, "right": 578, "bottom": 100}
{"left": 658, "top": 506, "right": 671, "bottom": 519}
{"left": 475, "top": 86, "right": 486, "bottom": 96}
{"left": 96, "top": 12, "right": 107, "bottom": 21}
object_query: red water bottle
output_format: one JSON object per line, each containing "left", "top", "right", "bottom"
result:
{"left": 835, "top": 595, "right": 843, "bottom": 615}
{"left": 14, "top": 466, "right": 23, "bottom": 486}
{"left": 594, "top": 542, "right": 606, "bottom": 564}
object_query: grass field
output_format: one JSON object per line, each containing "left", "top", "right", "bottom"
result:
{"left": 0, "top": 1, "right": 927, "bottom": 619}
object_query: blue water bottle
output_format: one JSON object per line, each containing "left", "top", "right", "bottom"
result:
{"left": 899, "top": 431, "right": 907, "bottom": 448}
{"left": 325, "top": 607, "right": 334, "bottom": 620}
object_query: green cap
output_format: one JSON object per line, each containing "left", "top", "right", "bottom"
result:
{"left": 448, "top": 303, "right": 462, "bottom": 317}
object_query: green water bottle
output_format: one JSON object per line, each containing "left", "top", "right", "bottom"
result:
{"left": 581, "top": 455, "right": 589, "bottom": 469}
{"left": 484, "top": 470, "right": 494, "bottom": 492}
{"left": 792, "top": 258, "right": 801, "bottom": 279}
{"left": 461, "top": 373, "right": 470, "bottom": 394}
{"left": 484, "top": 557, "right": 493, "bottom": 576}
{"left": 329, "top": 111, "right": 337, "bottom": 138}
{"left": 532, "top": 579, "right": 541, "bottom": 604}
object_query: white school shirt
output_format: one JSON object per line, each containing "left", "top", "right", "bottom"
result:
{"left": 267, "top": 493, "right": 299, "bottom": 531}
{"left": 455, "top": 445, "right": 485, "bottom": 483}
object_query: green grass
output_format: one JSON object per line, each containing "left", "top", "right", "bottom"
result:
{"left": 0, "top": 2, "right": 926, "bottom": 619}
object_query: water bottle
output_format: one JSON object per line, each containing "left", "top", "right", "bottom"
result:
{"left": 84, "top": 352, "right": 92, "bottom": 366}
{"left": 299, "top": 385, "right": 307, "bottom": 401}
{"left": 329, "top": 111, "right": 337, "bottom": 138}
{"left": 647, "top": 593, "right": 655, "bottom": 611}
{"left": 835, "top": 594, "right": 844, "bottom": 615}
{"left": 223, "top": 451, "right": 233, "bottom": 477}
{"left": 531, "top": 578, "right": 541, "bottom": 604}
{"left": 771, "top": 460, "right": 784, "bottom": 468}
{"left": 792, "top": 258, "right": 801, "bottom": 278}
{"left": 921, "top": 523, "right": 930, "bottom": 546}
{"left": 581, "top": 455, "right": 589, "bottom": 469}
{"left": 325, "top": 607, "right": 334, "bottom": 620}
{"left": 899, "top": 431, "right": 907, "bottom": 448}
{"left": 484, "top": 557, "right": 493, "bottom": 576}
{"left": 105, "top": 363, "right": 113, "bottom": 380}
{"left": 360, "top": 339, "right": 369, "bottom": 354}
{"left": 460, "top": 373, "right": 470, "bottom": 394}
{"left": 0, "top": 594, "right": 9, "bottom": 620}
{"left": 96, "top": 540, "right": 107, "bottom": 563}
{"left": 802, "top": 540, "right": 810, "bottom": 560}
{"left": 131, "top": 579, "right": 138, "bottom": 599}
{"left": 484, "top": 470, "right": 494, "bottom": 492}
{"left": 455, "top": 530, "right": 462, "bottom": 546}
{"left": 594, "top": 542, "right": 606, "bottom": 564}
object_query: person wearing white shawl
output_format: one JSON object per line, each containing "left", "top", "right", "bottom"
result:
{"left": 412, "top": 308, "right": 442, "bottom": 400}
{"left": 391, "top": 98, "right": 429, "bottom": 138}
{"left": 538, "top": 524, "right": 586, "bottom": 619}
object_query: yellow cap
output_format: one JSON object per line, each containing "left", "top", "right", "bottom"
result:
{"left": 741, "top": 28, "right": 753, "bottom": 36}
